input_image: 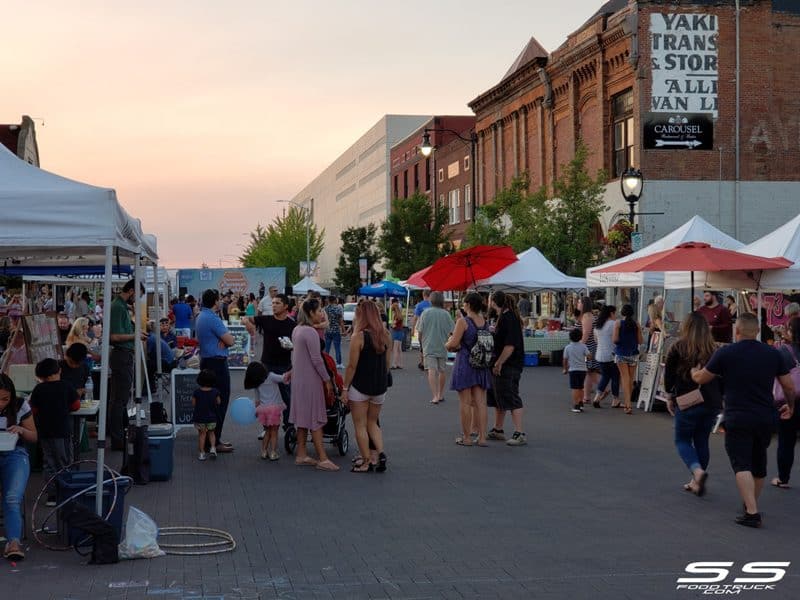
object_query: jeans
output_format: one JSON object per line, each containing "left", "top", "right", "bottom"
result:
{"left": 674, "top": 404, "right": 717, "bottom": 472}
{"left": 41, "top": 438, "right": 71, "bottom": 493}
{"left": 266, "top": 363, "right": 291, "bottom": 428}
{"left": 597, "top": 361, "right": 620, "bottom": 398}
{"left": 200, "top": 357, "right": 231, "bottom": 445}
{"left": 109, "top": 347, "right": 134, "bottom": 448}
{"left": 776, "top": 408, "right": 800, "bottom": 483}
{"left": 0, "top": 447, "right": 30, "bottom": 542}
{"left": 325, "top": 332, "right": 342, "bottom": 365}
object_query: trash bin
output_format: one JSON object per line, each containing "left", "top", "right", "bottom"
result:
{"left": 147, "top": 423, "right": 175, "bottom": 482}
{"left": 402, "top": 326, "right": 412, "bottom": 351}
{"left": 56, "top": 470, "right": 131, "bottom": 546}
{"left": 550, "top": 349, "right": 564, "bottom": 367}
{"left": 524, "top": 351, "right": 540, "bottom": 367}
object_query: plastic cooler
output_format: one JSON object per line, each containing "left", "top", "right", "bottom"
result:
{"left": 147, "top": 423, "right": 175, "bottom": 481}
{"left": 56, "top": 470, "right": 131, "bottom": 546}
{"left": 524, "top": 351, "right": 540, "bottom": 367}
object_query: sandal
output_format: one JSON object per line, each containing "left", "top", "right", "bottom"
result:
{"left": 295, "top": 456, "right": 318, "bottom": 467}
{"left": 771, "top": 477, "right": 790, "bottom": 489}
{"left": 375, "top": 452, "right": 387, "bottom": 473}
{"left": 611, "top": 401, "right": 622, "bottom": 408}
{"left": 455, "top": 436, "right": 473, "bottom": 446}
{"left": 694, "top": 472, "right": 708, "bottom": 497}
{"left": 624, "top": 407, "right": 633, "bottom": 414}
{"left": 683, "top": 483, "right": 694, "bottom": 492}
{"left": 350, "top": 458, "right": 373, "bottom": 473}
{"left": 316, "top": 459, "right": 340, "bottom": 471}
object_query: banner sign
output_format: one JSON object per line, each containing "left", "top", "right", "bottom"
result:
{"left": 643, "top": 112, "right": 714, "bottom": 150}
{"left": 650, "top": 13, "right": 718, "bottom": 117}
{"left": 177, "top": 268, "right": 285, "bottom": 300}
{"left": 358, "top": 258, "right": 368, "bottom": 280}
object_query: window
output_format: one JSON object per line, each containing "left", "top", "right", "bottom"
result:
{"left": 393, "top": 175, "right": 399, "bottom": 199}
{"left": 448, "top": 189, "right": 460, "bottom": 225}
{"left": 464, "top": 184, "right": 472, "bottom": 221}
{"left": 464, "top": 155, "right": 470, "bottom": 171}
{"left": 403, "top": 170, "right": 408, "bottom": 198}
{"left": 425, "top": 158, "right": 431, "bottom": 191}
{"left": 413, "top": 164, "right": 419, "bottom": 193}
{"left": 439, "top": 194, "right": 445, "bottom": 212}
{"left": 612, "top": 89, "right": 635, "bottom": 176}
{"left": 438, "top": 168, "right": 444, "bottom": 183}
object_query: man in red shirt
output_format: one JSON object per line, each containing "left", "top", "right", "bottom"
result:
{"left": 696, "top": 291, "right": 733, "bottom": 343}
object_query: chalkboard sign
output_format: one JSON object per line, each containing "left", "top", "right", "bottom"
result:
{"left": 227, "top": 324, "right": 251, "bottom": 370}
{"left": 171, "top": 368, "right": 200, "bottom": 430}
{"left": 21, "top": 313, "right": 63, "bottom": 364}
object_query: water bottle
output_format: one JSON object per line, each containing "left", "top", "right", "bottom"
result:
{"left": 85, "top": 377, "right": 94, "bottom": 401}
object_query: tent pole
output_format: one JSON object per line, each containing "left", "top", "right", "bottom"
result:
{"left": 153, "top": 262, "right": 161, "bottom": 378}
{"left": 134, "top": 254, "right": 143, "bottom": 427}
{"left": 95, "top": 246, "right": 114, "bottom": 516}
{"left": 757, "top": 290, "right": 763, "bottom": 341}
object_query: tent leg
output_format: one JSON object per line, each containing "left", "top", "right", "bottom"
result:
{"left": 757, "top": 290, "right": 763, "bottom": 341}
{"left": 95, "top": 246, "right": 114, "bottom": 516}
{"left": 134, "top": 255, "right": 143, "bottom": 427}
{"left": 153, "top": 262, "right": 161, "bottom": 378}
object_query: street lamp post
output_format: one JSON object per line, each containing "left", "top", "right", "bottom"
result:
{"left": 620, "top": 167, "right": 644, "bottom": 226}
{"left": 419, "top": 127, "right": 479, "bottom": 212}
{"left": 277, "top": 198, "right": 312, "bottom": 277}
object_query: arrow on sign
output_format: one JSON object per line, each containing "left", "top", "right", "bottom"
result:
{"left": 655, "top": 139, "right": 703, "bottom": 148}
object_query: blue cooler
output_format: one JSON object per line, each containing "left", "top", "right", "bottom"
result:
{"left": 56, "top": 470, "right": 131, "bottom": 546}
{"left": 524, "top": 351, "right": 540, "bottom": 367}
{"left": 147, "top": 423, "right": 175, "bottom": 481}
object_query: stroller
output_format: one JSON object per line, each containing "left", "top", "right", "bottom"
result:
{"left": 284, "top": 350, "right": 349, "bottom": 456}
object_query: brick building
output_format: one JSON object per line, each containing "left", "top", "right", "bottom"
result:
{"left": 468, "top": 0, "right": 800, "bottom": 247}
{"left": 390, "top": 115, "right": 475, "bottom": 247}
{"left": 0, "top": 115, "right": 40, "bottom": 166}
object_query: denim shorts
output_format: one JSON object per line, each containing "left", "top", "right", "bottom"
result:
{"left": 614, "top": 354, "right": 638, "bottom": 366}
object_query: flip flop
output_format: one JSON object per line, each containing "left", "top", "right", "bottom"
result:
{"left": 455, "top": 437, "right": 473, "bottom": 446}
{"left": 771, "top": 477, "right": 790, "bottom": 489}
{"left": 316, "top": 459, "right": 340, "bottom": 472}
{"left": 295, "top": 456, "right": 318, "bottom": 467}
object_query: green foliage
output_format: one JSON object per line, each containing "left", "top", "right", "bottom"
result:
{"left": 334, "top": 224, "right": 383, "bottom": 294}
{"left": 464, "top": 141, "right": 607, "bottom": 276}
{"left": 239, "top": 207, "right": 325, "bottom": 279}
{"left": 378, "top": 192, "right": 453, "bottom": 279}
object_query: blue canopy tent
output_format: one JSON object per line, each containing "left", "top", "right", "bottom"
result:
{"left": 358, "top": 280, "right": 408, "bottom": 298}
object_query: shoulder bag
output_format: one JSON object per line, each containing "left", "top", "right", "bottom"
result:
{"left": 773, "top": 344, "right": 800, "bottom": 406}
{"left": 675, "top": 385, "right": 704, "bottom": 410}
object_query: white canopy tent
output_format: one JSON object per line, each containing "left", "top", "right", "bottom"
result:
{"left": 292, "top": 275, "right": 330, "bottom": 296}
{"left": 586, "top": 215, "right": 743, "bottom": 288}
{"left": 475, "top": 247, "right": 586, "bottom": 292}
{"left": 0, "top": 144, "right": 158, "bottom": 514}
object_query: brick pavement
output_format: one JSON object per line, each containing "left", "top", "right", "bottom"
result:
{"left": 3, "top": 354, "right": 800, "bottom": 599}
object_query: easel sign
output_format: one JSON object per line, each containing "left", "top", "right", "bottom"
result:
{"left": 21, "top": 312, "right": 63, "bottom": 364}
{"left": 637, "top": 331, "right": 664, "bottom": 412}
{"left": 171, "top": 368, "right": 200, "bottom": 431}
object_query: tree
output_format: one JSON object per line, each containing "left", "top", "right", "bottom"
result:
{"left": 334, "top": 224, "right": 383, "bottom": 294}
{"left": 239, "top": 207, "right": 325, "bottom": 279}
{"left": 378, "top": 192, "right": 453, "bottom": 279}
{"left": 465, "top": 141, "right": 607, "bottom": 276}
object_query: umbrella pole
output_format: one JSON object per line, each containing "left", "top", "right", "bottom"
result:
{"left": 690, "top": 271, "right": 695, "bottom": 310}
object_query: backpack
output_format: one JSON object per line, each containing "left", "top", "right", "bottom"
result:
{"left": 468, "top": 318, "right": 494, "bottom": 369}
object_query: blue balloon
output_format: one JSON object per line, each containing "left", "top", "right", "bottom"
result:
{"left": 230, "top": 396, "right": 256, "bottom": 425}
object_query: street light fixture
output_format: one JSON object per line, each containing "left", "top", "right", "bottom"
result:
{"left": 277, "top": 199, "right": 313, "bottom": 277}
{"left": 620, "top": 167, "right": 644, "bottom": 225}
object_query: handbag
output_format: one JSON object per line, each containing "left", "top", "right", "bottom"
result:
{"left": 675, "top": 386, "right": 704, "bottom": 410}
{"left": 773, "top": 344, "right": 800, "bottom": 406}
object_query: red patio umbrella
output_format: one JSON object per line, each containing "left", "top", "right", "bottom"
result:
{"left": 422, "top": 245, "right": 518, "bottom": 291}
{"left": 593, "top": 241, "right": 792, "bottom": 297}
{"left": 405, "top": 266, "right": 431, "bottom": 289}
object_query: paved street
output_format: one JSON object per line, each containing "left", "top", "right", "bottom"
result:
{"left": 4, "top": 350, "right": 800, "bottom": 600}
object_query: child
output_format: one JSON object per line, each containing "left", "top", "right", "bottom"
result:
{"left": 29, "top": 358, "right": 80, "bottom": 505}
{"left": 563, "top": 329, "right": 590, "bottom": 413}
{"left": 192, "top": 369, "right": 221, "bottom": 461}
{"left": 244, "top": 361, "right": 286, "bottom": 460}
{"left": 59, "top": 343, "right": 90, "bottom": 398}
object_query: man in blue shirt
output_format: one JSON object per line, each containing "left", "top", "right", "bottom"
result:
{"left": 172, "top": 297, "right": 192, "bottom": 337}
{"left": 411, "top": 290, "right": 431, "bottom": 371}
{"left": 692, "top": 313, "right": 795, "bottom": 528}
{"left": 195, "top": 289, "right": 235, "bottom": 452}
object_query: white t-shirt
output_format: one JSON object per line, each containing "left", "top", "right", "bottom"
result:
{"left": 258, "top": 296, "right": 274, "bottom": 316}
{"left": 0, "top": 399, "right": 32, "bottom": 449}
{"left": 563, "top": 341, "right": 589, "bottom": 372}
{"left": 593, "top": 319, "right": 616, "bottom": 363}
{"left": 255, "top": 373, "right": 285, "bottom": 408}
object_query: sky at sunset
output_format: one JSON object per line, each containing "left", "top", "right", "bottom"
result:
{"left": 3, "top": 0, "right": 606, "bottom": 268}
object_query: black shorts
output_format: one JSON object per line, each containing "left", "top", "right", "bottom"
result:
{"left": 487, "top": 365, "right": 523, "bottom": 410}
{"left": 724, "top": 423, "right": 773, "bottom": 478}
{"left": 569, "top": 371, "right": 587, "bottom": 390}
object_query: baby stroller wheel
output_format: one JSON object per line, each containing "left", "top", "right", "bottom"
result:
{"left": 284, "top": 426, "right": 297, "bottom": 455}
{"left": 336, "top": 429, "right": 349, "bottom": 456}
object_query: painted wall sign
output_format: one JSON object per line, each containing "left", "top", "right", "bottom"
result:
{"left": 650, "top": 13, "right": 718, "bottom": 117}
{"left": 643, "top": 112, "right": 714, "bottom": 149}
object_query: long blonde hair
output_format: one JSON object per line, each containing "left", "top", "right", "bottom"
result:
{"left": 66, "top": 317, "right": 90, "bottom": 345}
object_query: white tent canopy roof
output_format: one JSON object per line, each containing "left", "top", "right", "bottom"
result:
{"left": 0, "top": 144, "right": 156, "bottom": 263}
{"left": 292, "top": 275, "right": 330, "bottom": 295}
{"left": 586, "top": 215, "right": 743, "bottom": 288}
{"left": 475, "top": 247, "right": 586, "bottom": 292}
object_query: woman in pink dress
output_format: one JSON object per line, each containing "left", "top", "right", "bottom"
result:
{"left": 288, "top": 299, "right": 339, "bottom": 471}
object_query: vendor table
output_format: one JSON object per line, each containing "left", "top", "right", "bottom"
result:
{"left": 70, "top": 400, "right": 99, "bottom": 460}
{"left": 523, "top": 335, "right": 570, "bottom": 355}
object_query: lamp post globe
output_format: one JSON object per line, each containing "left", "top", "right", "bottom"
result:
{"left": 419, "top": 131, "right": 433, "bottom": 157}
{"left": 620, "top": 167, "right": 643, "bottom": 225}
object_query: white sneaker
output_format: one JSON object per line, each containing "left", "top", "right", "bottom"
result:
{"left": 506, "top": 432, "right": 528, "bottom": 446}
{"left": 269, "top": 450, "right": 280, "bottom": 461}
{"left": 198, "top": 452, "right": 207, "bottom": 461}
{"left": 258, "top": 430, "right": 266, "bottom": 440}
{"left": 209, "top": 448, "right": 217, "bottom": 460}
